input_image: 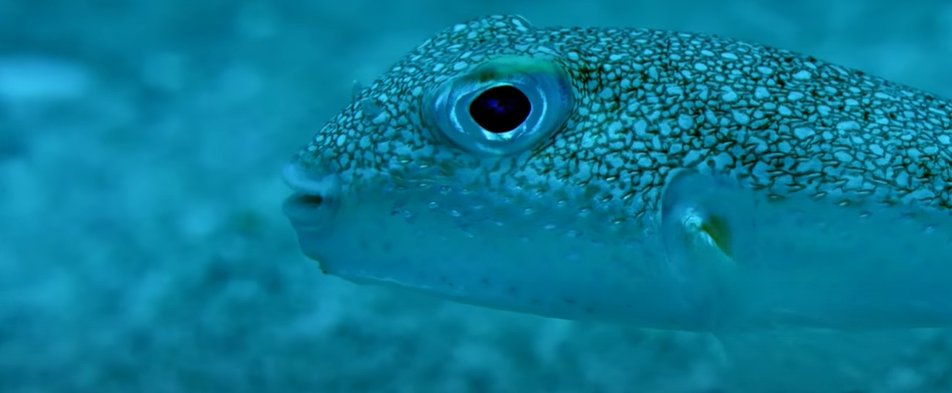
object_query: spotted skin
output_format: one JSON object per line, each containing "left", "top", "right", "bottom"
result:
{"left": 284, "top": 14, "right": 952, "bottom": 333}
{"left": 298, "top": 15, "right": 951, "bottom": 213}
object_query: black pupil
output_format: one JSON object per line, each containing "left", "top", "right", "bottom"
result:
{"left": 468, "top": 85, "right": 531, "bottom": 133}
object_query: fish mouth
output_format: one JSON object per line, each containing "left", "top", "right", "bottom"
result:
{"left": 281, "top": 161, "right": 342, "bottom": 234}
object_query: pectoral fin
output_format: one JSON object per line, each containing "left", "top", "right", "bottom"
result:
{"left": 660, "top": 169, "right": 756, "bottom": 327}
{"left": 659, "top": 170, "right": 952, "bottom": 392}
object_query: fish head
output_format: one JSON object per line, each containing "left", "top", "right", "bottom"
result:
{"left": 282, "top": 15, "right": 710, "bottom": 330}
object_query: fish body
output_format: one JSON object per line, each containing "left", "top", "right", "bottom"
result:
{"left": 283, "top": 14, "right": 952, "bottom": 335}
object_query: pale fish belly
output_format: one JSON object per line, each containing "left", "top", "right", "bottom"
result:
{"left": 285, "top": 177, "right": 713, "bottom": 331}
{"left": 286, "top": 163, "right": 952, "bottom": 333}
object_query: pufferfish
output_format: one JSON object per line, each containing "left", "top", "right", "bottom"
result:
{"left": 283, "top": 14, "right": 952, "bottom": 392}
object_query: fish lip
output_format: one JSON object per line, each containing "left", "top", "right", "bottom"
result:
{"left": 281, "top": 161, "right": 341, "bottom": 197}
{"left": 281, "top": 161, "right": 342, "bottom": 231}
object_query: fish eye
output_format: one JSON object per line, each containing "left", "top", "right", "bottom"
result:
{"left": 468, "top": 85, "right": 532, "bottom": 133}
{"left": 426, "top": 56, "right": 575, "bottom": 156}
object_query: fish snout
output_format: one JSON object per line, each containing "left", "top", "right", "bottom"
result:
{"left": 281, "top": 160, "right": 342, "bottom": 234}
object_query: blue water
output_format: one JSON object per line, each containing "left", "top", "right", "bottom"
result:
{"left": 3, "top": 0, "right": 952, "bottom": 392}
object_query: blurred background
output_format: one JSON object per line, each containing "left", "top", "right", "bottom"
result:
{"left": 3, "top": 0, "right": 952, "bottom": 392}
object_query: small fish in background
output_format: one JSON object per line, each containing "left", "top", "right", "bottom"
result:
{"left": 282, "top": 14, "right": 952, "bottom": 392}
